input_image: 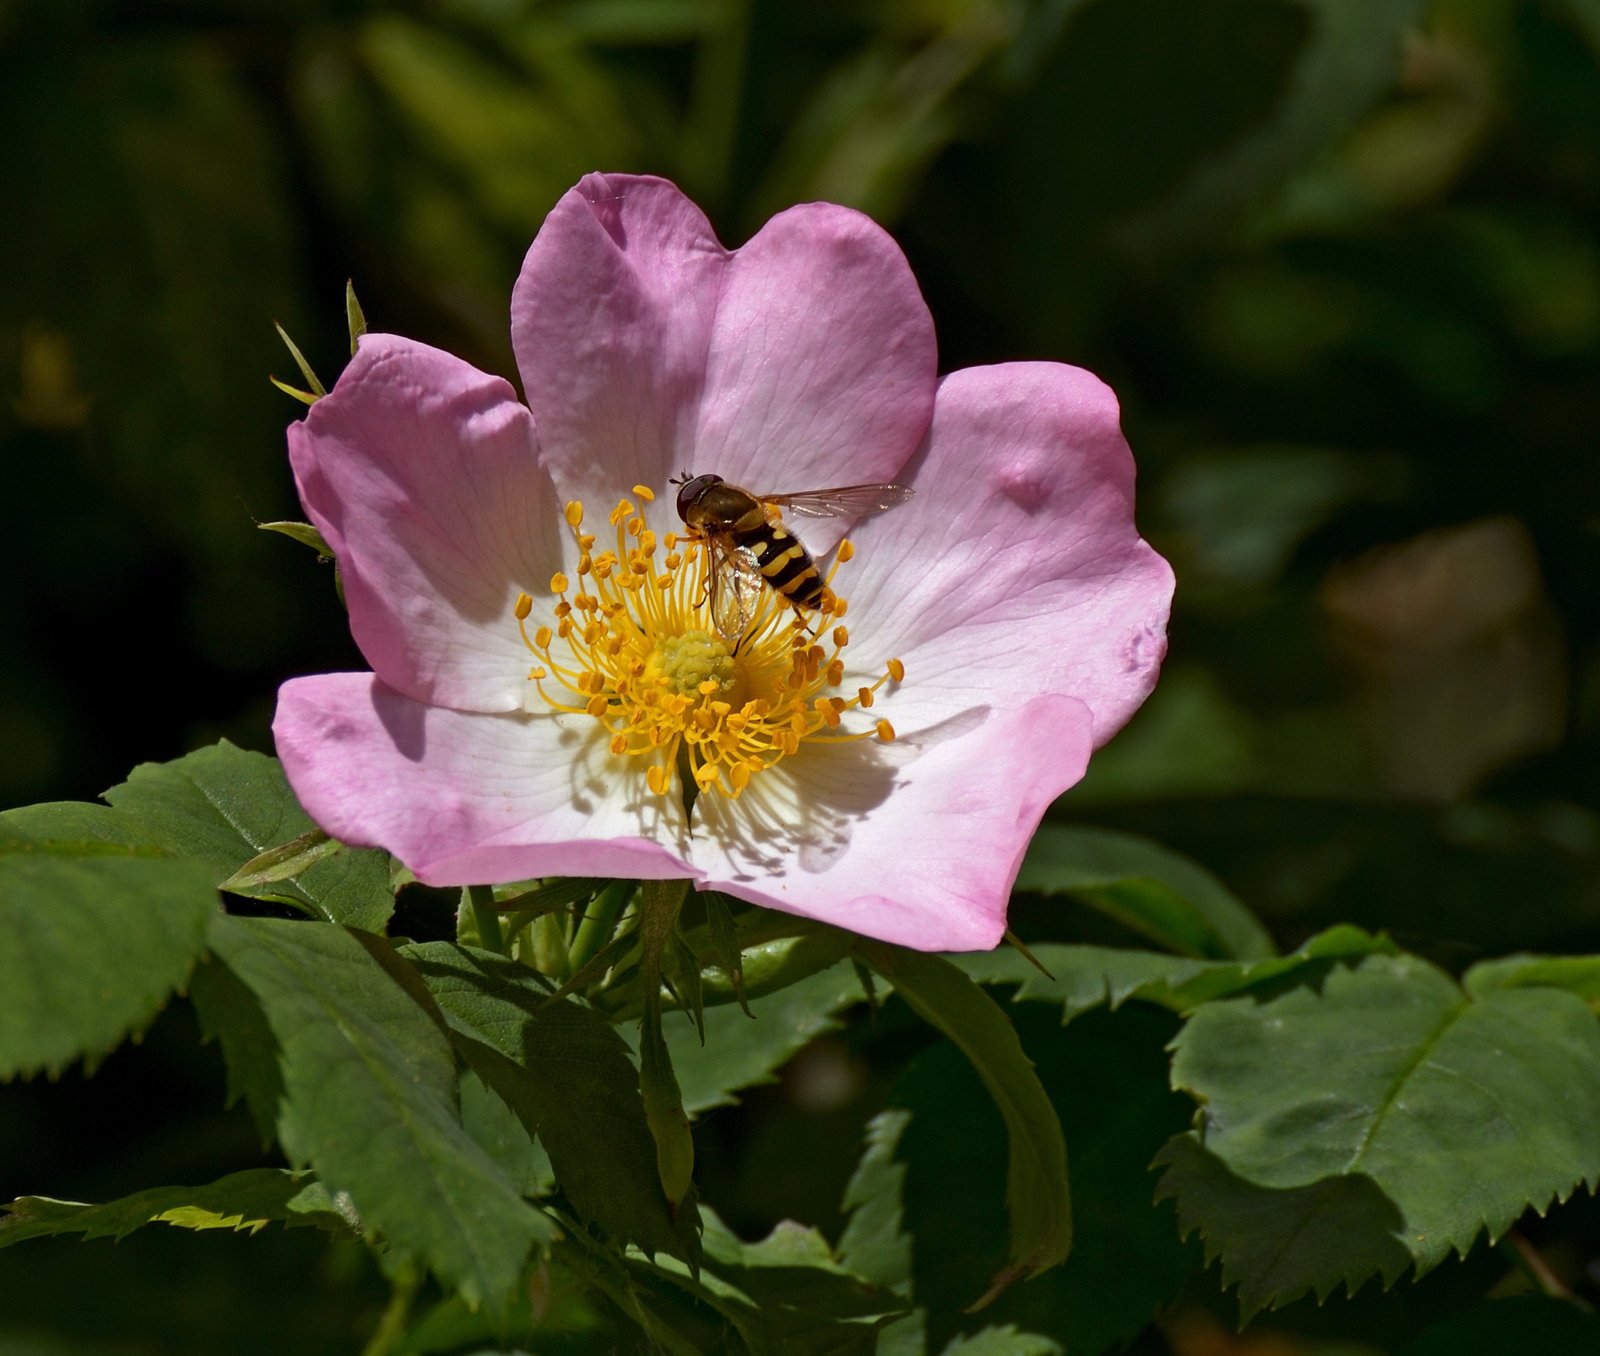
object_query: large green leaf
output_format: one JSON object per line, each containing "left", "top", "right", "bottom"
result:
{"left": 957, "top": 925, "right": 1389, "bottom": 1021}
{"left": 189, "top": 953, "right": 286, "bottom": 1147}
{"left": 840, "top": 1006, "right": 1195, "bottom": 1355}
{"left": 857, "top": 946, "right": 1071, "bottom": 1298}
{"left": 0, "top": 810, "right": 217, "bottom": 1079}
{"left": 399, "top": 941, "right": 696, "bottom": 1265}
{"left": 206, "top": 916, "right": 552, "bottom": 1309}
{"left": 663, "top": 961, "right": 866, "bottom": 1115}
{"left": 1157, "top": 953, "right": 1600, "bottom": 1316}
{"left": 0, "top": 1170, "right": 352, "bottom": 1247}
{"left": 638, "top": 1206, "right": 905, "bottom": 1355}
{"left": 1016, "top": 824, "right": 1273, "bottom": 959}
{"left": 104, "top": 741, "right": 394, "bottom": 932}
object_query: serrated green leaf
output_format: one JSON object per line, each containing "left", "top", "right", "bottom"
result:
{"left": 858, "top": 945, "right": 1071, "bottom": 1299}
{"left": 459, "top": 1066, "right": 552, "bottom": 1198}
{"left": 668, "top": 1206, "right": 904, "bottom": 1353}
{"left": 189, "top": 953, "right": 285, "bottom": 1146}
{"left": 839, "top": 1109, "right": 915, "bottom": 1293}
{"left": 957, "top": 925, "right": 1391, "bottom": 1022}
{"left": 1153, "top": 1133, "right": 1409, "bottom": 1321}
{"left": 206, "top": 916, "right": 552, "bottom": 1309}
{"left": 399, "top": 941, "right": 696, "bottom": 1265}
{"left": 842, "top": 1006, "right": 1193, "bottom": 1355}
{"left": 1017, "top": 824, "right": 1273, "bottom": 959}
{"left": 665, "top": 961, "right": 866, "bottom": 1115}
{"left": 0, "top": 812, "right": 217, "bottom": 1079}
{"left": 0, "top": 1169, "right": 352, "bottom": 1247}
{"left": 104, "top": 741, "right": 394, "bottom": 932}
{"left": 1158, "top": 953, "right": 1600, "bottom": 1316}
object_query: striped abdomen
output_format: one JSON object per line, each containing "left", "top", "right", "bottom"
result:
{"left": 729, "top": 509, "right": 825, "bottom": 610}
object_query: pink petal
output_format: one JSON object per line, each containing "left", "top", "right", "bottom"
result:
{"left": 290, "top": 335, "right": 563, "bottom": 713}
{"left": 840, "top": 362, "right": 1174, "bottom": 745}
{"left": 687, "top": 694, "right": 1094, "bottom": 952}
{"left": 689, "top": 203, "right": 936, "bottom": 552}
{"left": 512, "top": 177, "right": 936, "bottom": 551}
{"left": 275, "top": 673, "right": 694, "bottom": 885}
{"left": 511, "top": 174, "right": 726, "bottom": 510}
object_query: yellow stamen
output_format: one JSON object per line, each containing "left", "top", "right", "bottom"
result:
{"left": 517, "top": 493, "right": 905, "bottom": 798}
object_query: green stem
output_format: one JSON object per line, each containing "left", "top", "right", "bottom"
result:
{"left": 465, "top": 884, "right": 506, "bottom": 956}
{"left": 568, "top": 880, "right": 634, "bottom": 973}
{"left": 359, "top": 1263, "right": 421, "bottom": 1356}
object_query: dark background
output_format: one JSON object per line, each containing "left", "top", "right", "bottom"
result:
{"left": 3, "top": 1, "right": 1599, "bottom": 1351}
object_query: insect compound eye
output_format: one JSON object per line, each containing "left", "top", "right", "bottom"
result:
{"left": 675, "top": 473, "right": 721, "bottom": 520}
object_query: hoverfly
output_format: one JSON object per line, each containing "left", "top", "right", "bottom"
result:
{"left": 671, "top": 473, "right": 913, "bottom": 642}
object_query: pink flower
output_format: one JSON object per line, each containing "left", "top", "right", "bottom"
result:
{"left": 273, "top": 173, "right": 1173, "bottom": 952}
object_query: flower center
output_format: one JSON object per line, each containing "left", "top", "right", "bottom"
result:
{"left": 515, "top": 486, "right": 903, "bottom": 799}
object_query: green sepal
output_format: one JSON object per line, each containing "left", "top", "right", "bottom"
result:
{"left": 219, "top": 828, "right": 340, "bottom": 893}
{"left": 272, "top": 320, "right": 325, "bottom": 400}
{"left": 345, "top": 279, "right": 367, "bottom": 355}
{"left": 257, "top": 519, "right": 333, "bottom": 559}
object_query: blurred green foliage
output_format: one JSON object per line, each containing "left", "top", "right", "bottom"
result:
{"left": 4, "top": 0, "right": 1600, "bottom": 1351}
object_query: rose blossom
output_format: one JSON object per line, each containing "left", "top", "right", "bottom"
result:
{"left": 273, "top": 172, "right": 1173, "bottom": 952}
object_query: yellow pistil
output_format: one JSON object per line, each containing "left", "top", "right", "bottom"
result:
{"left": 515, "top": 494, "right": 902, "bottom": 799}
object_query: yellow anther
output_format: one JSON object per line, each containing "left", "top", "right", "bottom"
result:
{"left": 876, "top": 718, "right": 896, "bottom": 742}
{"left": 837, "top": 538, "right": 855, "bottom": 563}
{"left": 521, "top": 485, "right": 902, "bottom": 799}
{"left": 887, "top": 658, "right": 905, "bottom": 682}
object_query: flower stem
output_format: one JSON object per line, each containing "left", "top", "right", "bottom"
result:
{"left": 359, "top": 1262, "right": 420, "bottom": 1356}
{"left": 464, "top": 884, "right": 506, "bottom": 956}
{"left": 568, "top": 879, "right": 634, "bottom": 973}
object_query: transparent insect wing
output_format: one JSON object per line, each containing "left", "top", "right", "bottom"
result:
{"left": 708, "top": 540, "right": 765, "bottom": 642}
{"left": 764, "top": 483, "right": 915, "bottom": 519}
